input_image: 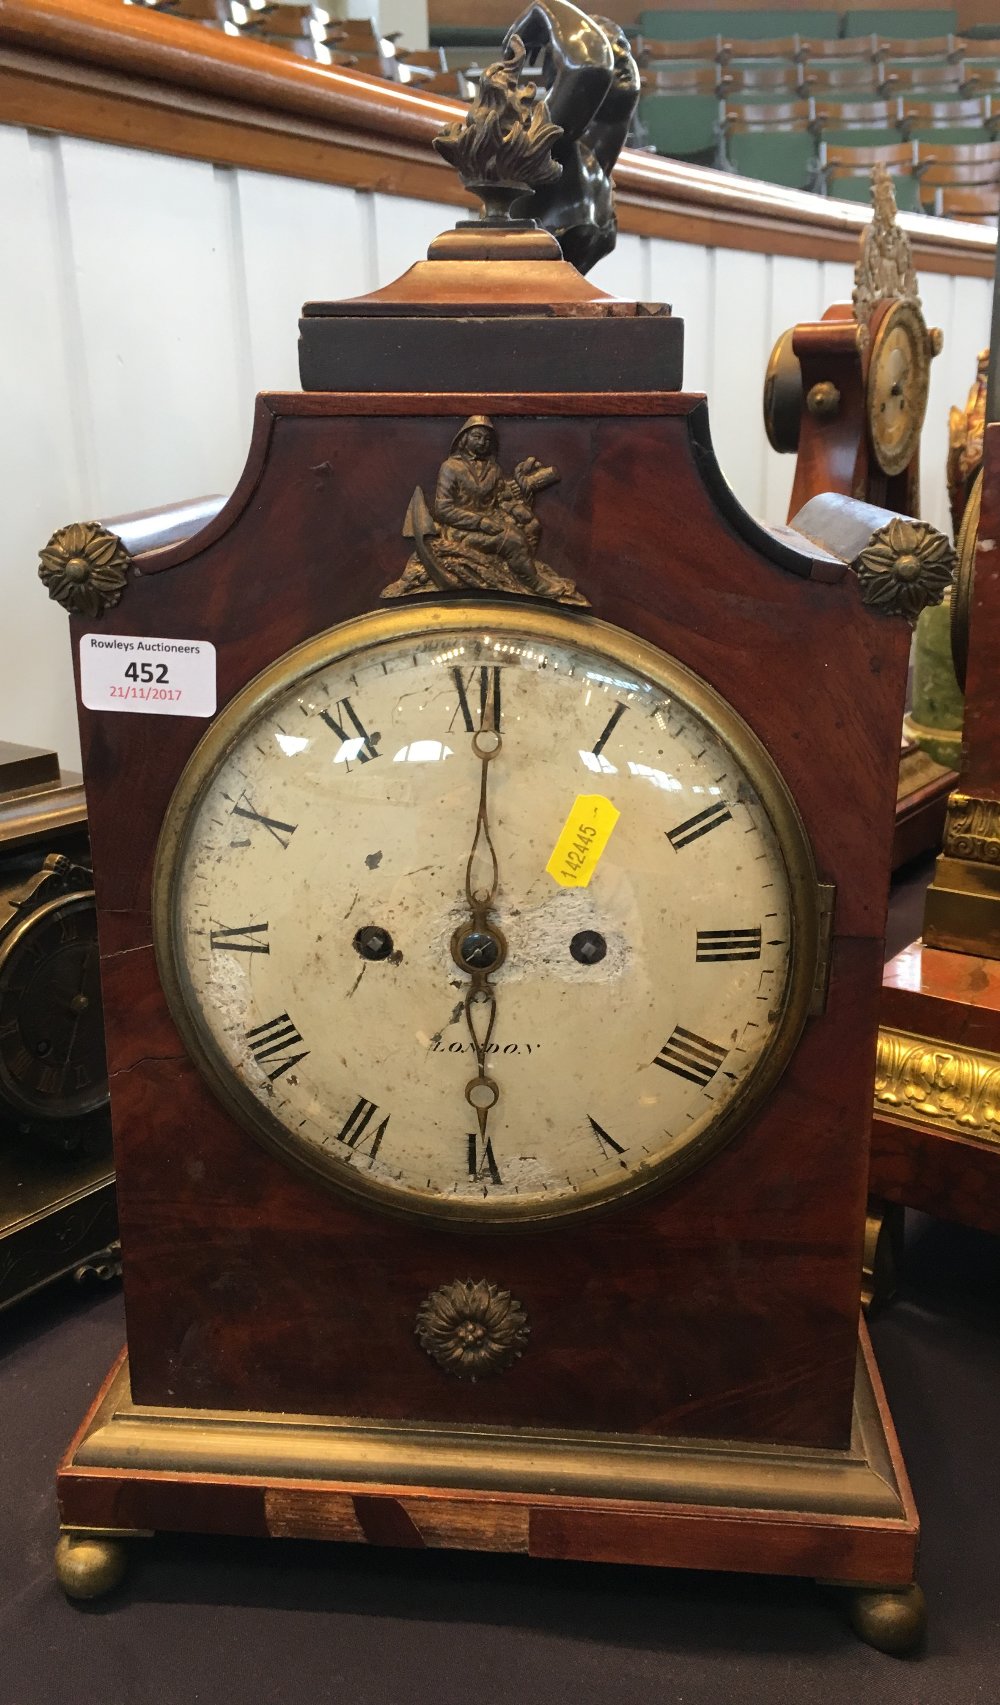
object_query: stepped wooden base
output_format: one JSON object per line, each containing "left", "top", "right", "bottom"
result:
{"left": 874, "top": 939, "right": 1000, "bottom": 1234}
{"left": 56, "top": 1325, "right": 920, "bottom": 1649}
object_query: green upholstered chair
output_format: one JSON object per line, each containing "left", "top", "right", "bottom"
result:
{"left": 898, "top": 94, "right": 991, "bottom": 132}
{"left": 637, "top": 36, "right": 729, "bottom": 65}
{"left": 843, "top": 9, "right": 957, "bottom": 35}
{"left": 638, "top": 11, "right": 840, "bottom": 43}
{"left": 820, "top": 126, "right": 906, "bottom": 147}
{"left": 813, "top": 97, "right": 900, "bottom": 130}
{"left": 910, "top": 125, "right": 995, "bottom": 145}
{"left": 819, "top": 136, "right": 924, "bottom": 210}
{"left": 727, "top": 129, "right": 818, "bottom": 188}
{"left": 639, "top": 93, "right": 724, "bottom": 161}
{"left": 827, "top": 171, "right": 924, "bottom": 210}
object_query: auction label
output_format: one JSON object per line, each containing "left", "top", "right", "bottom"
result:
{"left": 80, "top": 634, "right": 217, "bottom": 717}
{"left": 546, "top": 794, "right": 620, "bottom": 888}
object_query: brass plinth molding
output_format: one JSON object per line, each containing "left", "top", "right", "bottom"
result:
{"left": 65, "top": 1347, "right": 907, "bottom": 1524}
{"left": 38, "top": 521, "right": 131, "bottom": 619}
{"left": 853, "top": 517, "right": 954, "bottom": 624}
{"left": 924, "top": 791, "right": 1000, "bottom": 956}
{"left": 942, "top": 790, "right": 1000, "bottom": 864}
{"left": 875, "top": 1027, "right": 1000, "bottom": 1146}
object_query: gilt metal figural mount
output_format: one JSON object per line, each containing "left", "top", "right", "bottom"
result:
{"left": 383, "top": 416, "right": 587, "bottom": 605}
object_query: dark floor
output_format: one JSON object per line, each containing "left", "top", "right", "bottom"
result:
{"left": 1, "top": 856, "right": 997, "bottom": 1704}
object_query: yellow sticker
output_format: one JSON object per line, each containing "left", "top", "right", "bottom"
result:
{"left": 546, "top": 795, "right": 621, "bottom": 889}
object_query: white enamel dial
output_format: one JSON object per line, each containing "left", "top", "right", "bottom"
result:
{"left": 156, "top": 606, "right": 817, "bottom": 1225}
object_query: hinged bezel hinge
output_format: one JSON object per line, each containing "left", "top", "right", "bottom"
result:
{"left": 810, "top": 883, "right": 837, "bottom": 1016}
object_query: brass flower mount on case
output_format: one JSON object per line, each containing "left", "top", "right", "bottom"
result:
{"left": 853, "top": 517, "right": 954, "bottom": 623}
{"left": 384, "top": 415, "right": 587, "bottom": 604}
{"left": 433, "top": 34, "right": 562, "bottom": 222}
{"left": 415, "top": 1279, "right": 529, "bottom": 1381}
{"left": 38, "top": 521, "right": 131, "bottom": 619}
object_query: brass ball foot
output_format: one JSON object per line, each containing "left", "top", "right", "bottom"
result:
{"left": 846, "top": 1583, "right": 927, "bottom": 1655}
{"left": 55, "top": 1531, "right": 128, "bottom": 1601}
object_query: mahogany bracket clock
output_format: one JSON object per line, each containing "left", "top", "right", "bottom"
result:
{"left": 41, "top": 24, "right": 952, "bottom": 1654}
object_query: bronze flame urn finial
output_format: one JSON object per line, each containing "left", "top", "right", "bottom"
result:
{"left": 433, "top": 35, "right": 563, "bottom": 223}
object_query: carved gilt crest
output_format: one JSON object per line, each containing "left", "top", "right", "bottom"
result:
{"left": 853, "top": 164, "right": 920, "bottom": 341}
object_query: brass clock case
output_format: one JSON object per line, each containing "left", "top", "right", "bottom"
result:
{"left": 866, "top": 298, "right": 931, "bottom": 479}
{"left": 153, "top": 603, "right": 821, "bottom": 1230}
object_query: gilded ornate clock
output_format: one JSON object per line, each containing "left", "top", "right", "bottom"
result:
{"left": 44, "top": 23, "right": 951, "bottom": 1654}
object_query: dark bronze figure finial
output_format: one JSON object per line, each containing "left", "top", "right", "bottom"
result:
{"left": 505, "top": 2, "right": 640, "bottom": 273}
{"left": 434, "top": 34, "right": 563, "bottom": 222}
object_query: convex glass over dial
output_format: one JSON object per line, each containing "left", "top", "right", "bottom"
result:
{"left": 155, "top": 607, "right": 818, "bottom": 1226}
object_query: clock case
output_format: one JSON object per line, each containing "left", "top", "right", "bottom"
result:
{"left": 872, "top": 425, "right": 1000, "bottom": 1238}
{"left": 54, "top": 212, "right": 925, "bottom": 1625}
{"left": 0, "top": 742, "right": 116, "bottom": 1310}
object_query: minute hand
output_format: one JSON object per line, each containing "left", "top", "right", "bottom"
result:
{"left": 451, "top": 721, "right": 507, "bottom": 1169}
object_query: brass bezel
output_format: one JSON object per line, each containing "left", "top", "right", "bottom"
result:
{"left": 866, "top": 298, "right": 930, "bottom": 479}
{"left": 152, "top": 602, "right": 820, "bottom": 1230}
{"left": 0, "top": 889, "right": 107, "bottom": 1118}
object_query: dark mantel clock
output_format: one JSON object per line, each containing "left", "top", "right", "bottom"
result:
{"left": 41, "top": 20, "right": 953, "bottom": 1655}
{"left": 0, "top": 741, "right": 116, "bottom": 1310}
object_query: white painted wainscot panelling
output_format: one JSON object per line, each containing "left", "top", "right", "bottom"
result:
{"left": 2, "top": 124, "right": 992, "bottom": 764}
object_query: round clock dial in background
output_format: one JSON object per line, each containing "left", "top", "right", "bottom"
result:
{"left": 155, "top": 607, "right": 819, "bottom": 1227}
{"left": 866, "top": 298, "right": 931, "bottom": 478}
{"left": 0, "top": 889, "right": 108, "bottom": 1123}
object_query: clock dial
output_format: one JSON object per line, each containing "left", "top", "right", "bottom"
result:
{"left": 867, "top": 299, "right": 930, "bottom": 479}
{"left": 156, "top": 607, "right": 818, "bottom": 1225}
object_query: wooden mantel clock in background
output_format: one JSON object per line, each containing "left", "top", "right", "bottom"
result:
{"left": 764, "top": 166, "right": 941, "bottom": 524}
{"left": 40, "top": 13, "right": 955, "bottom": 1656}
{"left": 764, "top": 166, "right": 956, "bottom": 871}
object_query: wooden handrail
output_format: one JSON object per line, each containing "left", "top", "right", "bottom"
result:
{"left": 0, "top": 0, "right": 994, "bottom": 274}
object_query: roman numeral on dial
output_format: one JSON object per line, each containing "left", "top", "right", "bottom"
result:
{"left": 588, "top": 1115, "right": 626, "bottom": 1159}
{"left": 336, "top": 1096, "right": 390, "bottom": 1159}
{"left": 666, "top": 800, "right": 732, "bottom": 851}
{"left": 319, "top": 698, "right": 380, "bottom": 763}
{"left": 592, "top": 702, "right": 627, "bottom": 758}
{"left": 654, "top": 1026, "right": 727, "bottom": 1087}
{"left": 245, "top": 1013, "right": 309, "bottom": 1081}
{"left": 230, "top": 794, "right": 297, "bottom": 850}
{"left": 210, "top": 921, "right": 270, "bottom": 954}
{"left": 452, "top": 666, "right": 502, "bottom": 734}
{"left": 468, "top": 1132, "right": 502, "bottom": 1185}
{"left": 696, "top": 927, "right": 762, "bottom": 963}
